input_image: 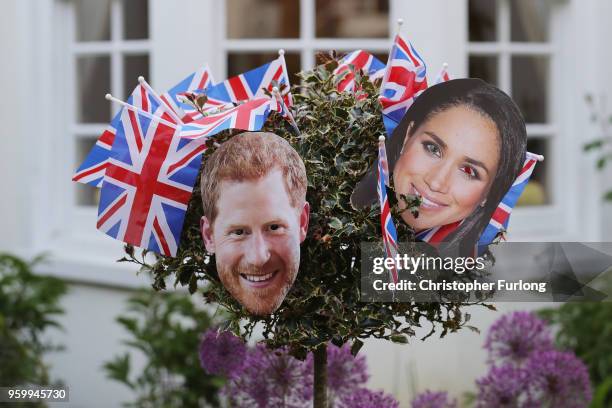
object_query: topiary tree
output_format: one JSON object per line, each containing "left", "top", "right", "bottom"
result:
{"left": 124, "top": 55, "right": 482, "bottom": 407}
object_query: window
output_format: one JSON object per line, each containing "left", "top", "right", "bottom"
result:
{"left": 40, "top": 0, "right": 151, "bottom": 283}
{"left": 69, "top": 0, "right": 150, "bottom": 208}
{"left": 223, "top": 0, "right": 390, "bottom": 83}
{"left": 468, "top": 0, "right": 558, "bottom": 208}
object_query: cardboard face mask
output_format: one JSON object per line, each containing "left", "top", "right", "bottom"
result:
{"left": 352, "top": 78, "right": 539, "bottom": 251}
{"left": 199, "top": 132, "right": 309, "bottom": 315}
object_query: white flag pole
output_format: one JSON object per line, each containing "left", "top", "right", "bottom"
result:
{"left": 395, "top": 18, "right": 404, "bottom": 37}
{"left": 138, "top": 76, "right": 184, "bottom": 124}
{"left": 105, "top": 93, "right": 177, "bottom": 128}
{"left": 272, "top": 86, "right": 300, "bottom": 135}
{"left": 434, "top": 63, "right": 449, "bottom": 84}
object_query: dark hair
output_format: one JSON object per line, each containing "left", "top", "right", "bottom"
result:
{"left": 352, "top": 78, "right": 527, "bottom": 255}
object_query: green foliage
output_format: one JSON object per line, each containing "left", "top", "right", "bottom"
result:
{"left": 104, "top": 289, "right": 224, "bottom": 407}
{"left": 538, "top": 303, "right": 612, "bottom": 406}
{"left": 0, "top": 253, "right": 67, "bottom": 390}
{"left": 124, "top": 55, "right": 481, "bottom": 358}
{"left": 584, "top": 94, "right": 612, "bottom": 201}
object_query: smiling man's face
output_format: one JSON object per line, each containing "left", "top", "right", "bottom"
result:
{"left": 200, "top": 169, "right": 309, "bottom": 315}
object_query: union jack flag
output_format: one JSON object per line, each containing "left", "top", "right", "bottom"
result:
{"left": 73, "top": 84, "right": 166, "bottom": 187}
{"left": 180, "top": 97, "right": 276, "bottom": 141}
{"left": 433, "top": 63, "right": 451, "bottom": 85}
{"left": 377, "top": 137, "right": 399, "bottom": 283}
{"left": 379, "top": 35, "right": 428, "bottom": 136}
{"left": 205, "top": 55, "right": 293, "bottom": 110}
{"left": 477, "top": 152, "right": 542, "bottom": 246}
{"left": 333, "top": 50, "right": 386, "bottom": 93}
{"left": 159, "top": 65, "right": 215, "bottom": 122}
{"left": 73, "top": 66, "right": 214, "bottom": 187}
{"left": 97, "top": 108, "right": 204, "bottom": 256}
{"left": 415, "top": 152, "right": 543, "bottom": 247}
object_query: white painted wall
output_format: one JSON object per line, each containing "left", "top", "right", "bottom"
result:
{"left": 362, "top": 302, "right": 552, "bottom": 405}
{"left": 45, "top": 284, "right": 145, "bottom": 408}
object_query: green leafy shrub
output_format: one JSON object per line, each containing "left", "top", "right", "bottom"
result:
{"left": 539, "top": 303, "right": 612, "bottom": 407}
{"left": 0, "top": 253, "right": 67, "bottom": 388}
{"left": 104, "top": 289, "right": 224, "bottom": 407}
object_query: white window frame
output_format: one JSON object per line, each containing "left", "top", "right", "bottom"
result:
{"left": 218, "top": 0, "right": 392, "bottom": 78}
{"left": 32, "top": 0, "right": 153, "bottom": 287}
{"left": 467, "top": 0, "right": 580, "bottom": 240}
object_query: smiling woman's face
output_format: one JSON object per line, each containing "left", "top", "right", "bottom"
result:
{"left": 393, "top": 105, "right": 501, "bottom": 231}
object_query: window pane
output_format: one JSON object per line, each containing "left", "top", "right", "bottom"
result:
{"left": 227, "top": 53, "right": 301, "bottom": 88}
{"left": 468, "top": 0, "right": 497, "bottom": 42}
{"left": 75, "top": 138, "right": 101, "bottom": 206}
{"left": 316, "top": 0, "right": 388, "bottom": 38}
{"left": 516, "top": 138, "right": 550, "bottom": 206}
{"left": 124, "top": 55, "right": 149, "bottom": 100}
{"left": 510, "top": 0, "right": 551, "bottom": 42}
{"left": 76, "top": 0, "right": 111, "bottom": 42}
{"left": 512, "top": 56, "right": 549, "bottom": 123}
{"left": 469, "top": 56, "right": 498, "bottom": 86}
{"left": 227, "top": 0, "right": 299, "bottom": 39}
{"left": 123, "top": 0, "right": 149, "bottom": 39}
{"left": 77, "top": 56, "right": 111, "bottom": 123}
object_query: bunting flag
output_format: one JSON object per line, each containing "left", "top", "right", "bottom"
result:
{"left": 333, "top": 50, "right": 386, "bottom": 93}
{"left": 434, "top": 63, "right": 450, "bottom": 85}
{"left": 377, "top": 137, "right": 399, "bottom": 283}
{"left": 72, "top": 84, "right": 168, "bottom": 187}
{"left": 96, "top": 108, "right": 202, "bottom": 256}
{"left": 415, "top": 152, "right": 543, "bottom": 247}
{"left": 73, "top": 66, "right": 214, "bottom": 187}
{"left": 379, "top": 34, "right": 428, "bottom": 136}
{"left": 205, "top": 54, "right": 293, "bottom": 110}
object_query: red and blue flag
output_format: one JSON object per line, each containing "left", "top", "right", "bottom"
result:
{"left": 180, "top": 97, "right": 276, "bottom": 141}
{"left": 159, "top": 65, "right": 215, "bottom": 122}
{"left": 72, "top": 84, "right": 167, "bottom": 187}
{"left": 434, "top": 63, "right": 451, "bottom": 85}
{"left": 377, "top": 137, "right": 399, "bottom": 283}
{"left": 379, "top": 35, "right": 428, "bottom": 136}
{"left": 205, "top": 55, "right": 293, "bottom": 109}
{"left": 96, "top": 108, "right": 203, "bottom": 256}
{"left": 334, "top": 50, "right": 386, "bottom": 93}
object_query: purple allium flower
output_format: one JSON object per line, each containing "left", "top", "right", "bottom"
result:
{"left": 411, "top": 390, "right": 458, "bottom": 408}
{"left": 338, "top": 388, "right": 399, "bottom": 408}
{"left": 526, "top": 350, "right": 592, "bottom": 408}
{"left": 484, "top": 311, "right": 554, "bottom": 366}
{"left": 324, "top": 343, "right": 369, "bottom": 400}
{"left": 475, "top": 363, "right": 535, "bottom": 408}
{"left": 198, "top": 328, "right": 247, "bottom": 379}
{"left": 223, "top": 344, "right": 313, "bottom": 408}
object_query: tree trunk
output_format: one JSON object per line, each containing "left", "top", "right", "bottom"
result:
{"left": 313, "top": 344, "right": 328, "bottom": 408}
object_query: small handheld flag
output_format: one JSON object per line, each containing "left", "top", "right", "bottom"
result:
{"left": 379, "top": 34, "right": 428, "bottom": 137}
{"left": 333, "top": 50, "right": 386, "bottom": 93}
{"left": 377, "top": 135, "right": 400, "bottom": 283}
{"left": 434, "top": 63, "right": 451, "bottom": 85}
